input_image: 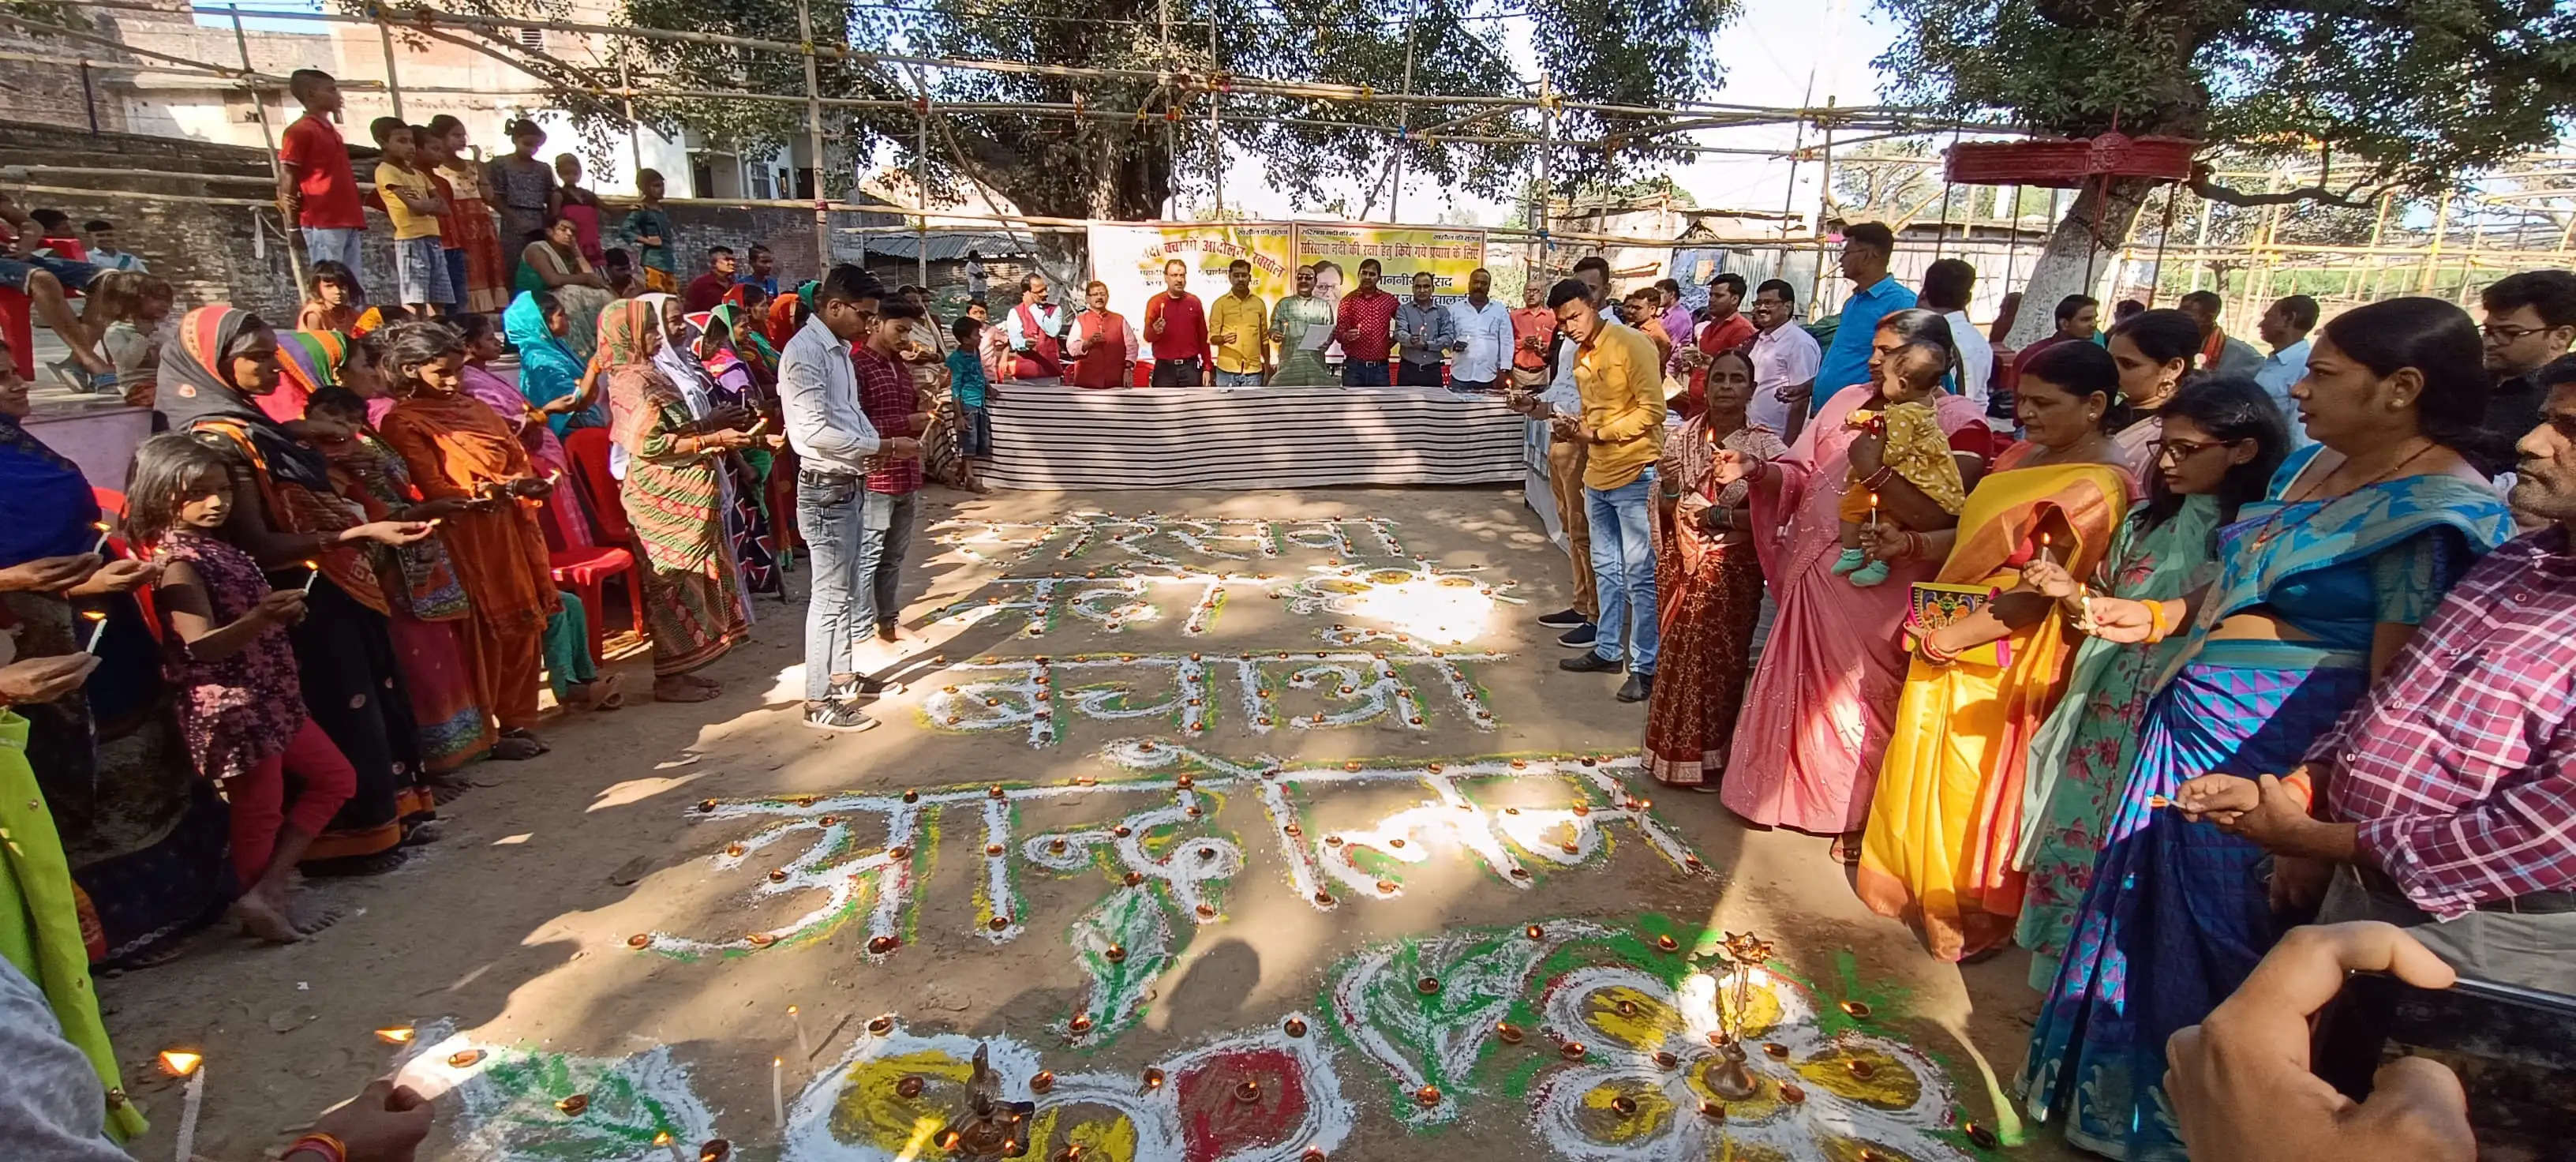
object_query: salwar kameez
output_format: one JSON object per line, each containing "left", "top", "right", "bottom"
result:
{"left": 438, "top": 162, "right": 511, "bottom": 313}
{"left": 324, "top": 430, "right": 494, "bottom": 774}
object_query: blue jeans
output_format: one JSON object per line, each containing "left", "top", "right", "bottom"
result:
{"left": 1342, "top": 359, "right": 1391, "bottom": 387}
{"left": 1583, "top": 470, "right": 1658, "bottom": 673}
{"left": 959, "top": 403, "right": 991, "bottom": 457}
{"left": 0, "top": 253, "right": 96, "bottom": 294}
{"left": 795, "top": 471, "right": 864, "bottom": 700}
{"left": 1215, "top": 369, "right": 1264, "bottom": 387}
{"left": 301, "top": 227, "right": 365, "bottom": 285}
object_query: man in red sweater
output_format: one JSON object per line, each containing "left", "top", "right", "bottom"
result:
{"left": 1141, "top": 257, "right": 1211, "bottom": 387}
{"left": 1335, "top": 257, "right": 1401, "bottom": 387}
{"left": 683, "top": 246, "right": 739, "bottom": 312}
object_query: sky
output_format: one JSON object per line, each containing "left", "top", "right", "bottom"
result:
{"left": 1211, "top": 0, "right": 1900, "bottom": 227}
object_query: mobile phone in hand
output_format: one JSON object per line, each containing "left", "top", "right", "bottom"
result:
{"left": 2313, "top": 969, "right": 2576, "bottom": 1155}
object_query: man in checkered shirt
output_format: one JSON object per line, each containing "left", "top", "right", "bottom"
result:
{"left": 2182, "top": 354, "right": 2576, "bottom": 994}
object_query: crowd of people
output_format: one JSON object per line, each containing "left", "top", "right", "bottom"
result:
{"left": 5, "top": 65, "right": 2574, "bottom": 1156}
{"left": 1545, "top": 218, "right": 2576, "bottom": 1160}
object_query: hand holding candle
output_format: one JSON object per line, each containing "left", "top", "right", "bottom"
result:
{"left": 299, "top": 558, "right": 323, "bottom": 595}
{"left": 89, "top": 519, "right": 114, "bottom": 555}
{"left": 80, "top": 608, "right": 108, "bottom": 653}
{"left": 1867, "top": 491, "right": 1880, "bottom": 530}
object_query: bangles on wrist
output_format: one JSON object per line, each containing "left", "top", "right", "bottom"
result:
{"left": 284, "top": 1133, "right": 349, "bottom": 1162}
{"left": 2143, "top": 598, "right": 2174, "bottom": 643}
{"left": 1915, "top": 628, "right": 1958, "bottom": 665}
{"left": 1862, "top": 465, "right": 1896, "bottom": 491}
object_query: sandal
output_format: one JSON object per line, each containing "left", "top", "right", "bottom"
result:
{"left": 492, "top": 735, "right": 547, "bottom": 761}
{"left": 564, "top": 673, "right": 627, "bottom": 712}
{"left": 1828, "top": 834, "right": 1863, "bottom": 867}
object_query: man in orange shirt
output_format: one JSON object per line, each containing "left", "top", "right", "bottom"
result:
{"left": 1141, "top": 258, "right": 1211, "bottom": 387}
{"left": 1510, "top": 279, "right": 1555, "bottom": 391}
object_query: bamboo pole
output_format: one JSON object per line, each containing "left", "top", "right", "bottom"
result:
{"left": 796, "top": 0, "right": 830, "bottom": 270}
{"left": 1387, "top": 0, "right": 1419, "bottom": 223}
{"left": 227, "top": 5, "right": 301, "bottom": 292}
{"left": 622, "top": 58, "right": 643, "bottom": 189}
{"left": 1810, "top": 96, "right": 1834, "bottom": 317}
{"left": 2417, "top": 191, "right": 2452, "bottom": 294}
{"left": 1208, "top": 2, "right": 1222, "bottom": 218}
{"left": 376, "top": 18, "right": 404, "bottom": 121}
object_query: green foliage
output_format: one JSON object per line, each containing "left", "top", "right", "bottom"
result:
{"left": 1874, "top": 0, "right": 2576, "bottom": 197}
{"left": 411, "top": 0, "right": 1738, "bottom": 222}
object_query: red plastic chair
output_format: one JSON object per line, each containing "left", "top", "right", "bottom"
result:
{"left": 540, "top": 437, "right": 645, "bottom": 666}
{"left": 1, "top": 288, "right": 32, "bottom": 380}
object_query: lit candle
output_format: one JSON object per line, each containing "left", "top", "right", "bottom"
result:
{"left": 89, "top": 519, "right": 113, "bottom": 555}
{"left": 373, "top": 1026, "right": 416, "bottom": 1045}
{"left": 770, "top": 1056, "right": 785, "bottom": 1129}
{"left": 298, "top": 559, "right": 322, "bottom": 595}
{"left": 159, "top": 1050, "right": 204, "bottom": 1162}
{"left": 80, "top": 609, "right": 108, "bottom": 653}
{"left": 788, "top": 1005, "right": 810, "bottom": 1063}
{"left": 653, "top": 1131, "right": 689, "bottom": 1162}
{"left": 2038, "top": 531, "right": 2054, "bottom": 566}
{"left": 1866, "top": 492, "right": 1879, "bottom": 529}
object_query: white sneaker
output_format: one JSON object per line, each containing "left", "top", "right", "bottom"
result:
{"left": 803, "top": 702, "right": 879, "bottom": 733}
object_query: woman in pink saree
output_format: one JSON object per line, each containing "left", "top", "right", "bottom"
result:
{"left": 1717, "top": 309, "right": 1997, "bottom": 857}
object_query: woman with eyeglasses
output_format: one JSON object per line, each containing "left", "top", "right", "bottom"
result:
{"left": 2016, "top": 298, "right": 2516, "bottom": 1162}
{"left": 2008, "top": 376, "right": 2289, "bottom": 995}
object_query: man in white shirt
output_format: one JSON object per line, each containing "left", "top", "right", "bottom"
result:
{"left": 1001, "top": 272, "right": 1069, "bottom": 383}
{"left": 1747, "top": 278, "right": 1821, "bottom": 440}
{"left": 964, "top": 249, "right": 987, "bottom": 304}
{"left": 1921, "top": 257, "right": 1998, "bottom": 427}
{"left": 2255, "top": 293, "right": 2317, "bottom": 448}
{"left": 1444, "top": 266, "right": 1515, "bottom": 393}
{"left": 781, "top": 264, "right": 919, "bottom": 732}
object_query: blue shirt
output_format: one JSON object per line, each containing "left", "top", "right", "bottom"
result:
{"left": 1811, "top": 275, "right": 1917, "bottom": 414}
{"left": 945, "top": 347, "right": 989, "bottom": 408}
{"left": 2255, "top": 337, "right": 2313, "bottom": 448}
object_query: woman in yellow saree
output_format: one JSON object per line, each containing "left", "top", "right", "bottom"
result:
{"left": 1855, "top": 342, "right": 2139, "bottom": 961}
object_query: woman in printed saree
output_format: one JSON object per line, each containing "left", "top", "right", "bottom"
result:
{"left": 683, "top": 306, "right": 784, "bottom": 597}
{"left": 160, "top": 306, "right": 440, "bottom": 873}
{"left": 504, "top": 290, "right": 606, "bottom": 436}
{"left": 517, "top": 216, "right": 616, "bottom": 365}
{"left": 1642, "top": 348, "right": 1786, "bottom": 787}
{"left": 642, "top": 297, "right": 774, "bottom": 605}
{"left": 0, "top": 335, "right": 234, "bottom": 969}
{"left": 2010, "top": 377, "right": 2288, "bottom": 989}
{"left": 1855, "top": 340, "right": 2137, "bottom": 961}
{"left": 1713, "top": 309, "right": 1997, "bottom": 858}
{"left": 301, "top": 386, "right": 496, "bottom": 782}
{"left": 2019, "top": 298, "right": 2516, "bottom": 1162}
{"left": 376, "top": 321, "right": 564, "bottom": 757}
{"left": 600, "top": 299, "right": 753, "bottom": 702}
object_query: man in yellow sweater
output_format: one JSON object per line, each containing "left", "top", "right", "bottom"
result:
{"left": 1547, "top": 276, "right": 1667, "bottom": 703}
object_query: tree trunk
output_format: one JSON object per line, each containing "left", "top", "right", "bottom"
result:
{"left": 2001, "top": 176, "right": 2159, "bottom": 349}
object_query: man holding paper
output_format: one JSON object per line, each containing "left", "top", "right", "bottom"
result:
{"left": 1269, "top": 264, "right": 1336, "bottom": 386}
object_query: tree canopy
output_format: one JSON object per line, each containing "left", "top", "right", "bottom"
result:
{"left": 1874, "top": 0, "right": 2576, "bottom": 206}
{"left": 414, "top": 0, "right": 1736, "bottom": 227}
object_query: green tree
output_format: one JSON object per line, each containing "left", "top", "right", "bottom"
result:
{"left": 410, "top": 0, "right": 1737, "bottom": 279}
{"left": 1875, "top": 0, "right": 2576, "bottom": 343}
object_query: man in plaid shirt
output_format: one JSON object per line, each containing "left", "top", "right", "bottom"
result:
{"left": 852, "top": 296, "right": 935, "bottom": 647}
{"left": 2183, "top": 355, "right": 2576, "bottom": 993}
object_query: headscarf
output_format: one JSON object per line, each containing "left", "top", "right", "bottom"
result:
{"left": 721, "top": 283, "right": 757, "bottom": 312}
{"left": 0, "top": 414, "right": 99, "bottom": 565}
{"left": 600, "top": 298, "right": 683, "bottom": 459}
{"left": 157, "top": 305, "right": 331, "bottom": 489}
{"left": 504, "top": 290, "right": 592, "bottom": 434}
{"left": 765, "top": 290, "right": 808, "bottom": 352}
{"left": 259, "top": 329, "right": 347, "bottom": 424}
{"left": 640, "top": 294, "right": 716, "bottom": 419}
{"left": 795, "top": 279, "right": 818, "bottom": 309}
{"left": 711, "top": 302, "right": 774, "bottom": 374}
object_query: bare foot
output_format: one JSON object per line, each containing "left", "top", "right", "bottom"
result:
{"left": 653, "top": 675, "right": 720, "bottom": 703}
{"left": 234, "top": 894, "right": 305, "bottom": 943}
{"left": 428, "top": 776, "right": 474, "bottom": 804}
{"left": 492, "top": 733, "right": 548, "bottom": 761}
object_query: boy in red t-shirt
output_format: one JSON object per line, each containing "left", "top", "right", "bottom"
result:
{"left": 275, "top": 69, "right": 370, "bottom": 293}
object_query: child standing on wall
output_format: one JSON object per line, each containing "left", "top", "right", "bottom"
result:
{"left": 948, "top": 316, "right": 995, "bottom": 472}
{"left": 277, "top": 69, "right": 369, "bottom": 293}
{"left": 1833, "top": 339, "right": 1967, "bottom": 587}
{"left": 127, "top": 435, "right": 357, "bottom": 944}
{"left": 371, "top": 122, "right": 452, "bottom": 319}
{"left": 619, "top": 168, "right": 680, "bottom": 294}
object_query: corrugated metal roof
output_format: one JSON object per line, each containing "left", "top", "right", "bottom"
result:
{"left": 844, "top": 231, "right": 1034, "bottom": 261}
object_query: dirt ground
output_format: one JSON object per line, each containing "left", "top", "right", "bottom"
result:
{"left": 99, "top": 485, "right": 2080, "bottom": 1162}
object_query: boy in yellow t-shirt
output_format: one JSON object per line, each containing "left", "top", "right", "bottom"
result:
{"left": 370, "top": 120, "right": 451, "bottom": 317}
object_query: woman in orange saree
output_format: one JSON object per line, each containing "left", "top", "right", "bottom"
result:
{"left": 1855, "top": 343, "right": 2137, "bottom": 960}
{"left": 375, "top": 321, "right": 562, "bottom": 758}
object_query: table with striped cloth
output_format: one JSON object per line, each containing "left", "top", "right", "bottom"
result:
{"left": 979, "top": 383, "right": 1530, "bottom": 490}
